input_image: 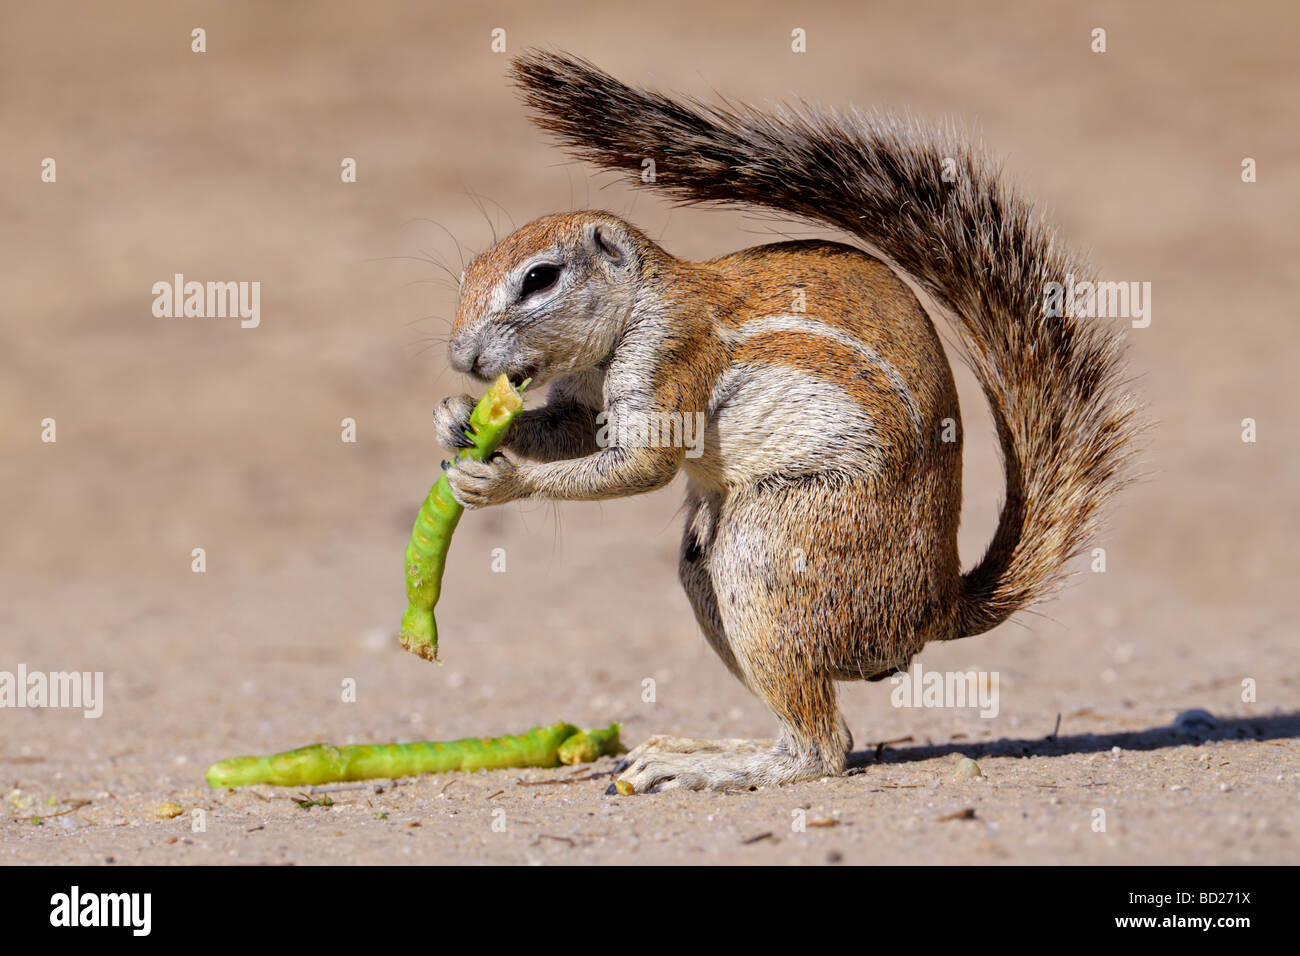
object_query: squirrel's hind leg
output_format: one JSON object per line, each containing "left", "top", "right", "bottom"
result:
{"left": 611, "top": 485, "right": 851, "bottom": 794}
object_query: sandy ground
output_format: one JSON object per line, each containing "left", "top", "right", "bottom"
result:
{"left": 2, "top": 0, "right": 1298, "bottom": 865}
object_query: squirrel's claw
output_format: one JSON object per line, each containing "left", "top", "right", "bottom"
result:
{"left": 433, "top": 394, "right": 477, "bottom": 450}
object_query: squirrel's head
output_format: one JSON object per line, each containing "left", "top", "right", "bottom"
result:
{"left": 448, "top": 211, "right": 652, "bottom": 386}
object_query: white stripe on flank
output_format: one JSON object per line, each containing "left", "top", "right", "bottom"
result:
{"left": 724, "top": 315, "right": 922, "bottom": 440}
{"left": 689, "top": 363, "right": 887, "bottom": 487}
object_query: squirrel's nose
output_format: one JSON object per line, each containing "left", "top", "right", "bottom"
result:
{"left": 447, "top": 336, "right": 479, "bottom": 374}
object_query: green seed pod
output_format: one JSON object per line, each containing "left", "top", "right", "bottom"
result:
{"left": 205, "top": 722, "right": 573, "bottom": 788}
{"left": 401, "top": 374, "right": 527, "bottom": 662}
{"left": 205, "top": 722, "right": 622, "bottom": 788}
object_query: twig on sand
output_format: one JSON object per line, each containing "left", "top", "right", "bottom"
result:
{"left": 515, "top": 771, "right": 609, "bottom": 787}
{"left": 937, "top": 808, "right": 977, "bottom": 822}
{"left": 535, "top": 834, "right": 576, "bottom": 847}
{"left": 874, "top": 736, "right": 914, "bottom": 761}
{"left": 39, "top": 799, "right": 92, "bottom": 819}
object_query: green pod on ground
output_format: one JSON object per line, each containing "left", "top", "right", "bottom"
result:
{"left": 206, "top": 721, "right": 593, "bottom": 788}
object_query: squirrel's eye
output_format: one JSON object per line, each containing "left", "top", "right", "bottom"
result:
{"left": 519, "top": 264, "right": 560, "bottom": 300}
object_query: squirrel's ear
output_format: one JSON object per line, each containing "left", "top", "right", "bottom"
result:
{"left": 587, "top": 223, "right": 629, "bottom": 266}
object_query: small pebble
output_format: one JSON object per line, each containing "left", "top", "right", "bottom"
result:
{"left": 614, "top": 779, "right": 635, "bottom": 796}
{"left": 953, "top": 757, "right": 984, "bottom": 780}
{"left": 154, "top": 801, "right": 184, "bottom": 819}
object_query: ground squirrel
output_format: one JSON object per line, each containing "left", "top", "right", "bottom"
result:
{"left": 433, "top": 52, "right": 1141, "bottom": 793}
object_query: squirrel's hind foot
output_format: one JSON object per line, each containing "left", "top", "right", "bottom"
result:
{"left": 608, "top": 735, "right": 841, "bottom": 793}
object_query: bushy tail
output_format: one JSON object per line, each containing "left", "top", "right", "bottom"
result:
{"left": 511, "top": 51, "right": 1143, "bottom": 637}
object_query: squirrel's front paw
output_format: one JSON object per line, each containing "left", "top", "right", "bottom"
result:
{"left": 445, "top": 453, "right": 521, "bottom": 509}
{"left": 432, "top": 395, "right": 477, "bottom": 450}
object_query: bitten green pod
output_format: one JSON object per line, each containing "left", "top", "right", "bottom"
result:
{"left": 205, "top": 721, "right": 624, "bottom": 788}
{"left": 557, "top": 724, "right": 625, "bottom": 764}
{"left": 400, "top": 374, "right": 527, "bottom": 662}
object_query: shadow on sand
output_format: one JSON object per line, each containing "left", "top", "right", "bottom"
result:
{"left": 847, "top": 712, "right": 1300, "bottom": 770}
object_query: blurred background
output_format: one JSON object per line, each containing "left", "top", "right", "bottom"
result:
{"left": 1, "top": 0, "right": 1296, "bottom": 863}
